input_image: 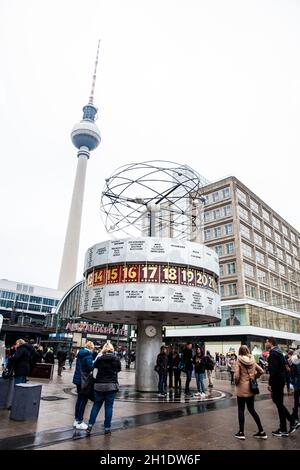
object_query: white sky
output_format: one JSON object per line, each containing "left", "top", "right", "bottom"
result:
{"left": 0, "top": 0, "right": 300, "bottom": 289}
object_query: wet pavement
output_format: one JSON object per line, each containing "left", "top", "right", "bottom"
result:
{"left": 0, "top": 363, "right": 299, "bottom": 450}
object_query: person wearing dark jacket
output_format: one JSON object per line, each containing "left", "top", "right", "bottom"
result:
{"left": 72, "top": 341, "right": 95, "bottom": 430}
{"left": 156, "top": 346, "right": 168, "bottom": 397}
{"left": 193, "top": 347, "right": 206, "bottom": 397}
{"left": 8, "top": 339, "right": 32, "bottom": 384}
{"left": 266, "top": 337, "right": 299, "bottom": 436}
{"left": 291, "top": 350, "right": 300, "bottom": 421}
{"left": 86, "top": 342, "right": 121, "bottom": 435}
{"left": 183, "top": 342, "right": 193, "bottom": 395}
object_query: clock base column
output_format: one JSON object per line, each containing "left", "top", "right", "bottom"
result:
{"left": 135, "top": 319, "right": 163, "bottom": 392}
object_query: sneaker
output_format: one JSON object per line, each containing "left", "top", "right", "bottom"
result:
{"left": 75, "top": 421, "right": 88, "bottom": 430}
{"left": 73, "top": 420, "right": 78, "bottom": 428}
{"left": 272, "top": 429, "right": 289, "bottom": 437}
{"left": 194, "top": 392, "right": 201, "bottom": 396}
{"left": 157, "top": 393, "right": 166, "bottom": 398}
{"left": 289, "top": 421, "right": 300, "bottom": 434}
{"left": 253, "top": 431, "right": 268, "bottom": 439}
{"left": 104, "top": 429, "right": 111, "bottom": 435}
{"left": 200, "top": 393, "right": 206, "bottom": 398}
{"left": 86, "top": 425, "right": 92, "bottom": 436}
{"left": 234, "top": 431, "right": 245, "bottom": 440}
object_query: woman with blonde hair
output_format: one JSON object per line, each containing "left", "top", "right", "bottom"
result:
{"left": 234, "top": 345, "right": 266, "bottom": 440}
{"left": 9, "top": 339, "right": 33, "bottom": 384}
{"left": 86, "top": 342, "right": 121, "bottom": 435}
{"left": 72, "top": 341, "right": 95, "bottom": 430}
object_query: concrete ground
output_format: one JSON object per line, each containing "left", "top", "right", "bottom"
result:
{"left": 0, "top": 361, "right": 299, "bottom": 451}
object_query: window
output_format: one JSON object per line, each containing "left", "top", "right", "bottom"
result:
{"left": 295, "top": 260, "right": 300, "bottom": 271}
{"left": 273, "top": 218, "right": 280, "bottom": 230}
{"left": 228, "top": 283, "right": 237, "bottom": 296}
{"left": 252, "top": 215, "right": 261, "bottom": 230}
{"left": 288, "top": 269, "right": 296, "bottom": 281}
{"left": 220, "top": 285, "right": 225, "bottom": 297}
{"left": 291, "top": 232, "right": 296, "bottom": 243}
{"left": 271, "top": 276, "right": 279, "bottom": 288}
{"left": 215, "top": 245, "right": 222, "bottom": 256}
{"left": 0, "top": 290, "right": 15, "bottom": 300}
{"left": 237, "top": 188, "right": 247, "bottom": 204}
{"left": 29, "top": 296, "right": 43, "bottom": 304}
{"left": 204, "top": 211, "right": 211, "bottom": 222}
{"left": 227, "top": 262, "right": 236, "bottom": 274}
{"left": 222, "top": 187, "right": 230, "bottom": 198}
{"left": 219, "top": 265, "right": 224, "bottom": 276}
{"left": 262, "top": 208, "right": 270, "bottom": 222}
{"left": 292, "top": 245, "right": 298, "bottom": 257}
{"left": 275, "top": 232, "right": 282, "bottom": 245}
{"left": 16, "top": 293, "right": 29, "bottom": 302}
{"left": 284, "top": 239, "right": 290, "bottom": 251}
{"left": 204, "top": 229, "right": 212, "bottom": 241}
{"left": 254, "top": 232, "right": 263, "bottom": 247}
{"left": 257, "top": 269, "right": 268, "bottom": 283}
{"left": 238, "top": 205, "right": 249, "bottom": 221}
{"left": 224, "top": 204, "right": 232, "bottom": 217}
{"left": 266, "top": 240, "right": 274, "bottom": 254}
{"left": 286, "top": 254, "right": 292, "bottom": 266}
{"left": 240, "top": 224, "right": 251, "bottom": 239}
{"left": 250, "top": 199, "right": 259, "bottom": 213}
{"left": 224, "top": 223, "right": 233, "bottom": 235}
{"left": 42, "top": 298, "right": 56, "bottom": 306}
{"left": 282, "top": 225, "right": 288, "bottom": 236}
{"left": 212, "top": 191, "right": 220, "bottom": 202}
{"left": 283, "top": 282, "right": 289, "bottom": 293}
{"left": 241, "top": 242, "right": 252, "bottom": 258}
{"left": 264, "top": 225, "right": 272, "bottom": 238}
{"left": 260, "top": 289, "right": 269, "bottom": 302}
{"left": 214, "top": 226, "right": 222, "bottom": 238}
{"left": 268, "top": 257, "right": 276, "bottom": 271}
{"left": 213, "top": 208, "right": 221, "bottom": 220}
{"left": 0, "top": 299, "right": 14, "bottom": 309}
{"left": 256, "top": 250, "right": 265, "bottom": 265}
{"left": 279, "top": 263, "right": 285, "bottom": 275}
{"left": 277, "top": 248, "right": 284, "bottom": 260}
{"left": 226, "top": 242, "right": 234, "bottom": 255}
{"left": 29, "top": 303, "right": 41, "bottom": 312}
{"left": 272, "top": 293, "right": 281, "bottom": 307}
{"left": 244, "top": 263, "right": 254, "bottom": 278}
{"left": 246, "top": 284, "right": 257, "bottom": 298}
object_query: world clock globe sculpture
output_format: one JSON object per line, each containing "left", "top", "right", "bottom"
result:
{"left": 80, "top": 160, "right": 221, "bottom": 392}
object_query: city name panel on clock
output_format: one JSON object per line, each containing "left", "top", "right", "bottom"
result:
{"left": 81, "top": 238, "right": 221, "bottom": 325}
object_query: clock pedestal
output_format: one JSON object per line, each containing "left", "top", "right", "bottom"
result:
{"left": 135, "top": 319, "right": 163, "bottom": 392}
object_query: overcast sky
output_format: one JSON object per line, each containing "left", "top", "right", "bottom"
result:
{"left": 0, "top": 0, "right": 299, "bottom": 290}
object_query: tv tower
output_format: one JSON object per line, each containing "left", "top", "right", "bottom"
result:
{"left": 58, "top": 41, "right": 101, "bottom": 291}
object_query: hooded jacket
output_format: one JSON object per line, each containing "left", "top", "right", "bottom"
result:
{"left": 94, "top": 352, "right": 121, "bottom": 384}
{"left": 268, "top": 347, "right": 286, "bottom": 386}
{"left": 291, "top": 355, "right": 300, "bottom": 391}
{"left": 72, "top": 348, "right": 94, "bottom": 385}
{"left": 9, "top": 343, "right": 32, "bottom": 377}
{"left": 234, "top": 355, "right": 263, "bottom": 397}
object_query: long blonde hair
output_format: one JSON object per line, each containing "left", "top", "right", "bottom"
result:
{"left": 101, "top": 342, "right": 114, "bottom": 354}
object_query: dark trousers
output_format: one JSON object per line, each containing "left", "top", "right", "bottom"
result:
{"left": 293, "top": 389, "right": 300, "bottom": 420}
{"left": 237, "top": 396, "right": 263, "bottom": 433}
{"left": 185, "top": 369, "right": 192, "bottom": 393}
{"left": 158, "top": 370, "right": 167, "bottom": 394}
{"left": 168, "top": 369, "right": 174, "bottom": 388}
{"left": 272, "top": 383, "right": 293, "bottom": 432}
{"left": 75, "top": 384, "right": 89, "bottom": 423}
{"left": 174, "top": 370, "right": 181, "bottom": 389}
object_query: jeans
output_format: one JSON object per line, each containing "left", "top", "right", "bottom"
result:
{"left": 88, "top": 390, "right": 116, "bottom": 430}
{"left": 237, "top": 396, "right": 263, "bottom": 433}
{"left": 195, "top": 372, "right": 206, "bottom": 393}
{"left": 185, "top": 369, "right": 193, "bottom": 393}
{"left": 271, "top": 382, "right": 294, "bottom": 431}
{"left": 158, "top": 370, "right": 167, "bottom": 394}
{"left": 14, "top": 376, "right": 27, "bottom": 385}
{"left": 75, "top": 384, "right": 89, "bottom": 423}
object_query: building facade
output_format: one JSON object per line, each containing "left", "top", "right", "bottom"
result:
{"left": 166, "top": 176, "right": 300, "bottom": 353}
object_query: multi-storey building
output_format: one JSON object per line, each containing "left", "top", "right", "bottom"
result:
{"left": 166, "top": 176, "right": 300, "bottom": 354}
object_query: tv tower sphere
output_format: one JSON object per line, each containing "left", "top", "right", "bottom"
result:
{"left": 71, "top": 104, "right": 101, "bottom": 152}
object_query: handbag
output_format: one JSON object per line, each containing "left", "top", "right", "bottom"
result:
{"left": 80, "top": 371, "right": 94, "bottom": 396}
{"left": 243, "top": 364, "right": 260, "bottom": 395}
{"left": 2, "top": 368, "right": 13, "bottom": 379}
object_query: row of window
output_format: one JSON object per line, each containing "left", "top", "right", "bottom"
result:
{"left": 0, "top": 298, "right": 53, "bottom": 313}
{"left": 236, "top": 189, "right": 299, "bottom": 244}
{"left": 219, "top": 262, "right": 236, "bottom": 276}
{"left": 204, "top": 204, "right": 232, "bottom": 223}
{"left": 248, "top": 306, "right": 300, "bottom": 333}
{"left": 205, "top": 187, "right": 231, "bottom": 204}
{"left": 204, "top": 223, "right": 233, "bottom": 241}
{"left": 220, "top": 283, "right": 237, "bottom": 297}
{"left": 214, "top": 242, "right": 235, "bottom": 256}
{"left": 0, "top": 290, "right": 59, "bottom": 306}
{"left": 245, "top": 284, "right": 299, "bottom": 312}
{"left": 243, "top": 263, "right": 299, "bottom": 294}
{"left": 241, "top": 242, "right": 300, "bottom": 273}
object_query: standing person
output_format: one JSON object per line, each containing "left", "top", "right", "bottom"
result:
{"left": 86, "top": 342, "right": 121, "bottom": 435}
{"left": 203, "top": 351, "right": 215, "bottom": 388}
{"left": 285, "top": 350, "right": 294, "bottom": 395}
{"left": 156, "top": 346, "right": 168, "bottom": 397}
{"left": 72, "top": 341, "right": 95, "bottom": 430}
{"left": 193, "top": 347, "right": 206, "bottom": 397}
{"left": 183, "top": 342, "right": 193, "bottom": 396}
{"left": 290, "top": 350, "right": 300, "bottom": 422}
{"left": 57, "top": 349, "right": 67, "bottom": 376}
{"left": 69, "top": 349, "right": 76, "bottom": 369}
{"left": 173, "top": 351, "right": 182, "bottom": 391}
{"left": 44, "top": 347, "right": 55, "bottom": 364}
{"left": 265, "top": 337, "right": 299, "bottom": 436}
{"left": 167, "top": 346, "right": 174, "bottom": 388}
{"left": 8, "top": 339, "right": 32, "bottom": 384}
{"left": 228, "top": 355, "right": 237, "bottom": 385}
{"left": 234, "top": 345, "right": 266, "bottom": 440}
